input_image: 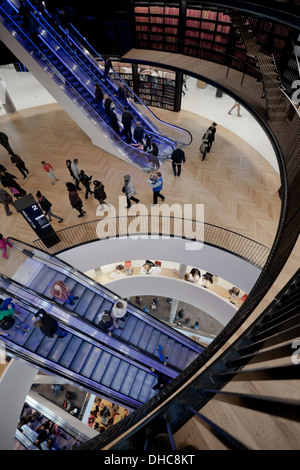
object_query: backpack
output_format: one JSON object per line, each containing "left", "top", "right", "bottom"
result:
{"left": 0, "top": 315, "right": 15, "bottom": 330}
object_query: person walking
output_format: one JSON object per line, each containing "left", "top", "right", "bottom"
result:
{"left": 199, "top": 138, "right": 209, "bottom": 161}
{"left": 66, "top": 159, "right": 80, "bottom": 189}
{"left": 0, "top": 170, "right": 27, "bottom": 197}
{"left": 203, "top": 122, "right": 217, "bottom": 153}
{"left": 41, "top": 161, "right": 59, "bottom": 185}
{"left": 148, "top": 172, "right": 165, "bottom": 205}
{"left": 66, "top": 182, "right": 86, "bottom": 217}
{"left": 33, "top": 308, "right": 67, "bottom": 338}
{"left": 79, "top": 170, "right": 93, "bottom": 199}
{"left": 10, "top": 154, "right": 29, "bottom": 179}
{"left": 0, "top": 188, "right": 17, "bottom": 216}
{"left": 122, "top": 174, "right": 139, "bottom": 208}
{"left": 50, "top": 280, "right": 79, "bottom": 305}
{"left": 228, "top": 101, "right": 241, "bottom": 117}
{"left": 0, "top": 132, "right": 14, "bottom": 155}
{"left": 171, "top": 144, "right": 185, "bottom": 177}
{"left": 36, "top": 191, "right": 63, "bottom": 223}
{"left": 0, "top": 234, "right": 12, "bottom": 259}
{"left": 93, "top": 180, "right": 108, "bottom": 211}
{"left": 70, "top": 158, "right": 82, "bottom": 190}
{"left": 133, "top": 121, "right": 144, "bottom": 144}
{"left": 122, "top": 107, "right": 134, "bottom": 143}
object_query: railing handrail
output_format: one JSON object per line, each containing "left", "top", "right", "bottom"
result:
{"left": 31, "top": 215, "right": 270, "bottom": 269}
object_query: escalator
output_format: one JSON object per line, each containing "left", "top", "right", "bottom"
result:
{"left": 0, "top": 0, "right": 192, "bottom": 170}
{"left": 0, "top": 238, "right": 204, "bottom": 409}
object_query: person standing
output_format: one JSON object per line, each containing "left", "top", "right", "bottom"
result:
{"left": 36, "top": 191, "right": 63, "bottom": 223}
{"left": 0, "top": 132, "right": 15, "bottom": 155}
{"left": 133, "top": 121, "right": 144, "bottom": 144}
{"left": 122, "top": 107, "right": 134, "bottom": 143}
{"left": 171, "top": 144, "right": 185, "bottom": 177}
{"left": 111, "top": 300, "right": 128, "bottom": 327}
{"left": 10, "top": 154, "right": 29, "bottom": 179}
{"left": 102, "top": 56, "right": 112, "bottom": 82}
{"left": 94, "top": 83, "right": 103, "bottom": 108}
{"left": 104, "top": 95, "right": 113, "bottom": 118}
{"left": 148, "top": 172, "right": 165, "bottom": 205}
{"left": 78, "top": 170, "right": 93, "bottom": 199}
{"left": 110, "top": 109, "right": 121, "bottom": 136}
{"left": 70, "top": 159, "right": 82, "bottom": 190}
{"left": 41, "top": 161, "right": 59, "bottom": 185}
{"left": 66, "top": 159, "right": 80, "bottom": 190}
{"left": 66, "top": 182, "right": 86, "bottom": 217}
{"left": 203, "top": 122, "right": 217, "bottom": 153}
{"left": 93, "top": 180, "right": 108, "bottom": 211}
{"left": 33, "top": 308, "right": 67, "bottom": 338}
{"left": 0, "top": 188, "right": 17, "bottom": 216}
{"left": 123, "top": 174, "right": 139, "bottom": 208}
{"left": 0, "top": 170, "right": 27, "bottom": 197}
{"left": 50, "top": 280, "right": 79, "bottom": 305}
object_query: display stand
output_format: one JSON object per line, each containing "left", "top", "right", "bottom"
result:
{"left": 14, "top": 194, "right": 60, "bottom": 248}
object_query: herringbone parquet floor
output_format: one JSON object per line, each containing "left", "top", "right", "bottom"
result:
{"left": 0, "top": 102, "right": 281, "bottom": 251}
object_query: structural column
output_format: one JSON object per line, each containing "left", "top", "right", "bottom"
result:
{"left": 0, "top": 358, "right": 38, "bottom": 450}
{"left": 169, "top": 299, "right": 179, "bottom": 323}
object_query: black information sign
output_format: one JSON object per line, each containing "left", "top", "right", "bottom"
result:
{"left": 14, "top": 194, "right": 60, "bottom": 248}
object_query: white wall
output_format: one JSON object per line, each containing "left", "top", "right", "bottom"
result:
{"left": 58, "top": 236, "right": 261, "bottom": 293}
{"left": 58, "top": 236, "right": 261, "bottom": 325}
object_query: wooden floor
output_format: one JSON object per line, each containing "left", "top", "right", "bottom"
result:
{"left": 1, "top": 102, "right": 299, "bottom": 450}
{"left": 0, "top": 102, "right": 281, "bottom": 259}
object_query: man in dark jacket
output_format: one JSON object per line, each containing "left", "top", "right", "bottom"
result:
{"left": 0, "top": 170, "right": 27, "bottom": 197}
{"left": 10, "top": 154, "right": 29, "bottom": 179}
{"left": 122, "top": 107, "right": 134, "bottom": 143}
{"left": 36, "top": 191, "right": 63, "bottom": 222}
{"left": 0, "top": 132, "right": 15, "bottom": 155}
{"left": 171, "top": 145, "right": 186, "bottom": 177}
{"left": 133, "top": 121, "right": 144, "bottom": 144}
{"left": 151, "top": 368, "right": 171, "bottom": 390}
{"left": 33, "top": 308, "right": 67, "bottom": 338}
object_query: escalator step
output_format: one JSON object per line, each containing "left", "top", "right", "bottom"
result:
{"left": 58, "top": 336, "right": 83, "bottom": 369}
{"left": 80, "top": 346, "right": 102, "bottom": 377}
{"left": 101, "top": 356, "right": 121, "bottom": 388}
{"left": 69, "top": 341, "right": 93, "bottom": 373}
{"left": 119, "top": 365, "right": 139, "bottom": 396}
{"left": 128, "top": 369, "right": 146, "bottom": 400}
{"left": 138, "top": 373, "right": 157, "bottom": 403}
{"left": 90, "top": 351, "right": 112, "bottom": 383}
{"left": 28, "top": 265, "right": 58, "bottom": 294}
{"left": 45, "top": 334, "right": 73, "bottom": 364}
{"left": 110, "top": 361, "right": 130, "bottom": 391}
{"left": 119, "top": 316, "right": 138, "bottom": 341}
{"left": 127, "top": 319, "right": 146, "bottom": 344}
{"left": 82, "top": 295, "right": 108, "bottom": 322}
{"left": 136, "top": 324, "right": 153, "bottom": 350}
{"left": 73, "top": 289, "right": 96, "bottom": 316}
{"left": 23, "top": 328, "right": 45, "bottom": 353}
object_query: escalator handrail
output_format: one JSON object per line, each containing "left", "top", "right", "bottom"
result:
{"left": 0, "top": 278, "right": 181, "bottom": 377}
{"left": 7, "top": 237, "right": 204, "bottom": 353}
{"left": 23, "top": 3, "right": 176, "bottom": 152}
{"left": 55, "top": 9, "right": 193, "bottom": 146}
{"left": 0, "top": 6, "right": 160, "bottom": 171}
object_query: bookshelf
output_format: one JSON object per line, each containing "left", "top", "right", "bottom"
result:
{"left": 133, "top": 2, "right": 259, "bottom": 77}
{"left": 111, "top": 62, "right": 179, "bottom": 111}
